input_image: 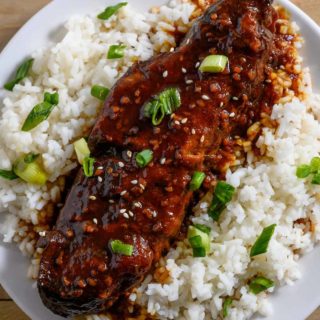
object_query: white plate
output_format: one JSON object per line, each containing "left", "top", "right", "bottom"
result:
{"left": 0, "top": 1, "right": 320, "bottom": 319}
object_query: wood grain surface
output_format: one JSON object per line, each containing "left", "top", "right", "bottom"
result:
{"left": 0, "top": 0, "right": 320, "bottom": 319}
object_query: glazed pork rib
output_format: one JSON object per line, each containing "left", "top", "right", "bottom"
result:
{"left": 38, "top": 0, "right": 279, "bottom": 317}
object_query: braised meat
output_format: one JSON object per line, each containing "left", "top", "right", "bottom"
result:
{"left": 38, "top": 0, "right": 282, "bottom": 317}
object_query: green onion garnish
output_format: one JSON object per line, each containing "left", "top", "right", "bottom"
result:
{"left": 107, "top": 44, "right": 126, "bottom": 59}
{"left": 83, "top": 156, "right": 95, "bottom": 177}
{"left": 208, "top": 181, "right": 235, "bottom": 221}
{"left": 0, "top": 169, "right": 18, "bottom": 180}
{"left": 188, "top": 225, "right": 210, "bottom": 257}
{"left": 190, "top": 171, "right": 206, "bottom": 191}
{"left": 74, "top": 138, "right": 91, "bottom": 165}
{"left": 249, "top": 276, "right": 274, "bottom": 295}
{"left": 144, "top": 88, "right": 181, "bottom": 126}
{"left": 13, "top": 154, "right": 47, "bottom": 185}
{"left": 4, "top": 58, "right": 34, "bottom": 91}
{"left": 22, "top": 92, "right": 59, "bottom": 131}
{"left": 250, "top": 224, "right": 276, "bottom": 257}
{"left": 97, "top": 2, "right": 127, "bottom": 20}
{"left": 222, "top": 297, "right": 233, "bottom": 318}
{"left": 310, "top": 157, "right": 320, "bottom": 173}
{"left": 135, "top": 149, "right": 153, "bottom": 168}
{"left": 296, "top": 164, "right": 311, "bottom": 178}
{"left": 199, "top": 55, "right": 228, "bottom": 73}
{"left": 193, "top": 224, "right": 211, "bottom": 235}
{"left": 91, "top": 85, "right": 110, "bottom": 101}
{"left": 312, "top": 173, "right": 320, "bottom": 185}
{"left": 110, "top": 239, "right": 134, "bottom": 256}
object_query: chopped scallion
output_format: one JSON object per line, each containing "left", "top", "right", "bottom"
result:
{"left": 97, "top": 2, "right": 127, "bottom": 20}
{"left": 110, "top": 239, "right": 134, "bottom": 256}
{"left": 4, "top": 58, "right": 34, "bottom": 91}
{"left": 250, "top": 224, "right": 276, "bottom": 257}
{"left": 144, "top": 88, "right": 181, "bottom": 126}
{"left": 222, "top": 297, "right": 233, "bottom": 318}
{"left": 74, "top": 138, "right": 91, "bottom": 165}
{"left": 312, "top": 173, "right": 320, "bottom": 185}
{"left": 188, "top": 225, "right": 210, "bottom": 257}
{"left": 208, "top": 181, "right": 235, "bottom": 221}
{"left": 13, "top": 155, "right": 47, "bottom": 185}
{"left": 194, "top": 224, "right": 211, "bottom": 235}
{"left": 91, "top": 85, "right": 110, "bottom": 101}
{"left": 22, "top": 92, "right": 59, "bottom": 131}
{"left": 199, "top": 55, "right": 228, "bottom": 73}
{"left": 249, "top": 276, "right": 274, "bottom": 295}
{"left": 190, "top": 171, "right": 206, "bottom": 191}
{"left": 296, "top": 164, "right": 311, "bottom": 178}
{"left": 135, "top": 149, "right": 153, "bottom": 168}
{"left": 107, "top": 44, "right": 126, "bottom": 59}
{"left": 0, "top": 169, "right": 18, "bottom": 180}
{"left": 83, "top": 156, "right": 95, "bottom": 177}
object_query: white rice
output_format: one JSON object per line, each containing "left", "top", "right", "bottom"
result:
{"left": 1, "top": 1, "right": 320, "bottom": 320}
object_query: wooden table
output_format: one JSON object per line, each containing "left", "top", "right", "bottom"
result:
{"left": 1, "top": 0, "right": 320, "bottom": 319}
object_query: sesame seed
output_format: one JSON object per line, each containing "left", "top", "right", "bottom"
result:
{"left": 123, "top": 213, "right": 130, "bottom": 219}
{"left": 93, "top": 218, "right": 98, "bottom": 224}
{"left": 97, "top": 166, "right": 104, "bottom": 170}
{"left": 39, "top": 231, "right": 46, "bottom": 237}
{"left": 120, "top": 209, "right": 126, "bottom": 214}
{"left": 182, "top": 67, "right": 187, "bottom": 73}
{"left": 152, "top": 211, "right": 158, "bottom": 218}
{"left": 131, "top": 180, "right": 138, "bottom": 185}
{"left": 127, "top": 150, "right": 132, "bottom": 158}
{"left": 89, "top": 195, "right": 97, "bottom": 201}
{"left": 220, "top": 102, "right": 224, "bottom": 107}
{"left": 128, "top": 211, "right": 134, "bottom": 217}
{"left": 134, "top": 201, "right": 142, "bottom": 208}
{"left": 109, "top": 199, "right": 115, "bottom": 204}
{"left": 174, "top": 120, "right": 180, "bottom": 125}
{"left": 191, "top": 128, "right": 196, "bottom": 135}
{"left": 186, "top": 79, "right": 193, "bottom": 84}
{"left": 202, "top": 95, "right": 210, "bottom": 101}
{"left": 163, "top": 70, "right": 168, "bottom": 78}
{"left": 195, "top": 62, "right": 200, "bottom": 68}
{"left": 186, "top": 39, "right": 190, "bottom": 45}
{"left": 170, "top": 47, "right": 175, "bottom": 52}
{"left": 265, "top": 79, "right": 272, "bottom": 83}
{"left": 97, "top": 176, "right": 103, "bottom": 182}
{"left": 181, "top": 118, "right": 188, "bottom": 124}
{"left": 120, "top": 190, "right": 127, "bottom": 196}
{"left": 229, "top": 112, "right": 235, "bottom": 118}
{"left": 232, "top": 96, "right": 239, "bottom": 101}
{"left": 160, "top": 157, "right": 166, "bottom": 165}
{"left": 140, "top": 184, "right": 145, "bottom": 190}
{"left": 170, "top": 113, "right": 175, "bottom": 119}
{"left": 200, "top": 135, "right": 205, "bottom": 143}
{"left": 118, "top": 162, "right": 124, "bottom": 168}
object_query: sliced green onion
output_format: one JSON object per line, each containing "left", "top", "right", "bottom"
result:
{"left": 91, "top": 85, "right": 110, "bottom": 101}
{"left": 250, "top": 224, "right": 276, "bottom": 257}
{"left": 107, "top": 44, "right": 126, "bottom": 59}
{"left": 74, "top": 138, "right": 91, "bottom": 165}
{"left": 312, "top": 173, "right": 320, "bottom": 185}
{"left": 194, "top": 224, "right": 211, "bottom": 235}
{"left": 310, "top": 157, "right": 320, "bottom": 173}
{"left": 22, "top": 92, "right": 59, "bottom": 132}
{"left": 144, "top": 88, "right": 181, "bottom": 126}
{"left": 296, "top": 164, "right": 311, "bottom": 178}
{"left": 13, "top": 155, "right": 47, "bottom": 185}
{"left": 0, "top": 169, "right": 18, "bottom": 180}
{"left": 190, "top": 171, "right": 206, "bottom": 191}
{"left": 110, "top": 239, "right": 134, "bottom": 256}
{"left": 135, "top": 149, "right": 153, "bottom": 168}
{"left": 97, "top": 2, "right": 127, "bottom": 20}
{"left": 83, "top": 156, "right": 95, "bottom": 177}
{"left": 208, "top": 181, "right": 235, "bottom": 221}
{"left": 222, "top": 297, "right": 233, "bottom": 318}
{"left": 4, "top": 58, "right": 34, "bottom": 91}
{"left": 188, "top": 225, "right": 210, "bottom": 257}
{"left": 249, "top": 276, "right": 274, "bottom": 294}
{"left": 199, "top": 55, "right": 228, "bottom": 73}
{"left": 24, "top": 153, "right": 39, "bottom": 164}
